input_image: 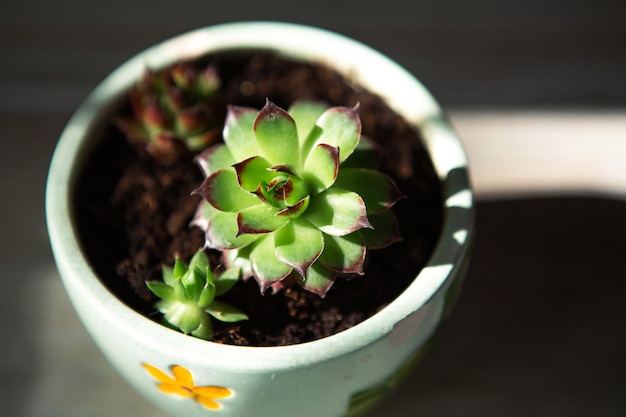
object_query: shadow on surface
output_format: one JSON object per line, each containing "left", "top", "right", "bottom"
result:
{"left": 385, "top": 197, "right": 626, "bottom": 417}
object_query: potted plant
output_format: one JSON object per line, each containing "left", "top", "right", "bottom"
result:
{"left": 46, "top": 22, "right": 473, "bottom": 417}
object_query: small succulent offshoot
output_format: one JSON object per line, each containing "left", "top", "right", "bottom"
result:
{"left": 192, "top": 99, "right": 404, "bottom": 297}
{"left": 116, "top": 63, "right": 222, "bottom": 162}
{"left": 146, "top": 249, "right": 247, "bottom": 340}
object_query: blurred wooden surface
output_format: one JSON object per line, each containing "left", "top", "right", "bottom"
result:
{"left": 2, "top": 1, "right": 626, "bottom": 416}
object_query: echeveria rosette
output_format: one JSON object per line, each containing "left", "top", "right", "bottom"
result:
{"left": 193, "top": 100, "right": 404, "bottom": 296}
{"left": 116, "top": 63, "right": 222, "bottom": 163}
{"left": 145, "top": 249, "right": 247, "bottom": 340}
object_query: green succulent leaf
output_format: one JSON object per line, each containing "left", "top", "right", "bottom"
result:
{"left": 288, "top": 100, "right": 328, "bottom": 148}
{"left": 191, "top": 315, "right": 213, "bottom": 340}
{"left": 185, "top": 128, "right": 220, "bottom": 153}
{"left": 161, "top": 266, "right": 175, "bottom": 286}
{"left": 197, "top": 281, "right": 216, "bottom": 309}
{"left": 189, "top": 249, "right": 210, "bottom": 272}
{"left": 195, "top": 65, "right": 221, "bottom": 97}
{"left": 174, "top": 105, "right": 208, "bottom": 136}
{"left": 305, "top": 188, "right": 372, "bottom": 236}
{"left": 302, "top": 143, "right": 339, "bottom": 194}
{"left": 205, "top": 210, "right": 261, "bottom": 250}
{"left": 224, "top": 247, "right": 253, "bottom": 279}
{"left": 196, "top": 169, "right": 259, "bottom": 212}
{"left": 233, "top": 156, "right": 273, "bottom": 192}
{"left": 195, "top": 144, "right": 236, "bottom": 177}
{"left": 301, "top": 262, "right": 336, "bottom": 297}
{"left": 158, "top": 299, "right": 202, "bottom": 335}
{"left": 223, "top": 105, "right": 261, "bottom": 161}
{"left": 254, "top": 100, "right": 299, "bottom": 164}
{"left": 274, "top": 218, "right": 324, "bottom": 278}
{"left": 319, "top": 232, "right": 366, "bottom": 274}
{"left": 190, "top": 200, "right": 218, "bottom": 230}
{"left": 250, "top": 235, "right": 293, "bottom": 291}
{"left": 173, "top": 259, "right": 188, "bottom": 280}
{"left": 172, "top": 276, "right": 188, "bottom": 302}
{"left": 146, "top": 281, "right": 174, "bottom": 301}
{"left": 334, "top": 168, "right": 405, "bottom": 214}
{"left": 214, "top": 267, "right": 241, "bottom": 296}
{"left": 312, "top": 106, "right": 361, "bottom": 163}
{"left": 360, "top": 209, "right": 403, "bottom": 249}
{"left": 181, "top": 267, "right": 206, "bottom": 302}
{"left": 236, "top": 203, "right": 289, "bottom": 235}
{"left": 206, "top": 300, "right": 249, "bottom": 322}
{"left": 276, "top": 196, "right": 309, "bottom": 218}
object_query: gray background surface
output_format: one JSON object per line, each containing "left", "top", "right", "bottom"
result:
{"left": 2, "top": 1, "right": 625, "bottom": 416}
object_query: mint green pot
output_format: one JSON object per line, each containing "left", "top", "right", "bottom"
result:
{"left": 46, "top": 22, "right": 473, "bottom": 417}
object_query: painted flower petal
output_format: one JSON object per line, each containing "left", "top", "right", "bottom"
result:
{"left": 334, "top": 168, "right": 405, "bottom": 214}
{"left": 143, "top": 363, "right": 177, "bottom": 385}
{"left": 205, "top": 210, "right": 261, "bottom": 250}
{"left": 223, "top": 105, "right": 261, "bottom": 161}
{"left": 250, "top": 235, "right": 292, "bottom": 292}
{"left": 311, "top": 105, "right": 361, "bottom": 163}
{"left": 157, "top": 384, "right": 194, "bottom": 398}
{"left": 194, "top": 386, "right": 232, "bottom": 399}
{"left": 304, "top": 188, "right": 372, "bottom": 236}
{"left": 288, "top": 100, "right": 327, "bottom": 148}
{"left": 237, "top": 204, "right": 289, "bottom": 236}
{"left": 172, "top": 365, "right": 194, "bottom": 387}
{"left": 253, "top": 100, "right": 299, "bottom": 164}
{"left": 194, "top": 144, "right": 236, "bottom": 177}
{"left": 319, "top": 232, "right": 366, "bottom": 274}
{"left": 194, "top": 169, "right": 259, "bottom": 212}
{"left": 302, "top": 143, "right": 339, "bottom": 194}
{"left": 301, "top": 262, "right": 336, "bottom": 297}
{"left": 233, "top": 156, "right": 273, "bottom": 192}
{"left": 360, "top": 210, "right": 403, "bottom": 249}
{"left": 274, "top": 218, "right": 324, "bottom": 278}
{"left": 195, "top": 396, "right": 221, "bottom": 410}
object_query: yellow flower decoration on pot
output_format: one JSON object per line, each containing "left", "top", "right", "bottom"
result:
{"left": 143, "top": 363, "right": 232, "bottom": 410}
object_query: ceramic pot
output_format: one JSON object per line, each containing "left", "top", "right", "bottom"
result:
{"left": 46, "top": 21, "right": 473, "bottom": 417}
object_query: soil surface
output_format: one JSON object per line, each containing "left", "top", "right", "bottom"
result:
{"left": 75, "top": 51, "right": 443, "bottom": 346}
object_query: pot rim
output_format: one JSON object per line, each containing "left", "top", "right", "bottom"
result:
{"left": 45, "top": 21, "right": 474, "bottom": 369}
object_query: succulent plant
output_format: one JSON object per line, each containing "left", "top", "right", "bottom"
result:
{"left": 116, "top": 63, "right": 222, "bottom": 162}
{"left": 192, "top": 100, "right": 404, "bottom": 296}
{"left": 146, "top": 249, "right": 247, "bottom": 340}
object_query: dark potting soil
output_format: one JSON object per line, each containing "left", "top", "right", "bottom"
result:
{"left": 75, "top": 51, "right": 443, "bottom": 346}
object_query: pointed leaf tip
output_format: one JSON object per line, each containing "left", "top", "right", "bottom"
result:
{"left": 305, "top": 188, "right": 372, "bottom": 236}
{"left": 301, "top": 263, "right": 337, "bottom": 297}
{"left": 274, "top": 219, "right": 324, "bottom": 278}
{"left": 253, "top": 100, "right": 299, "bottom": 164}
{"left": 314, "top": 105, "right": 362, "bottom": 163}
